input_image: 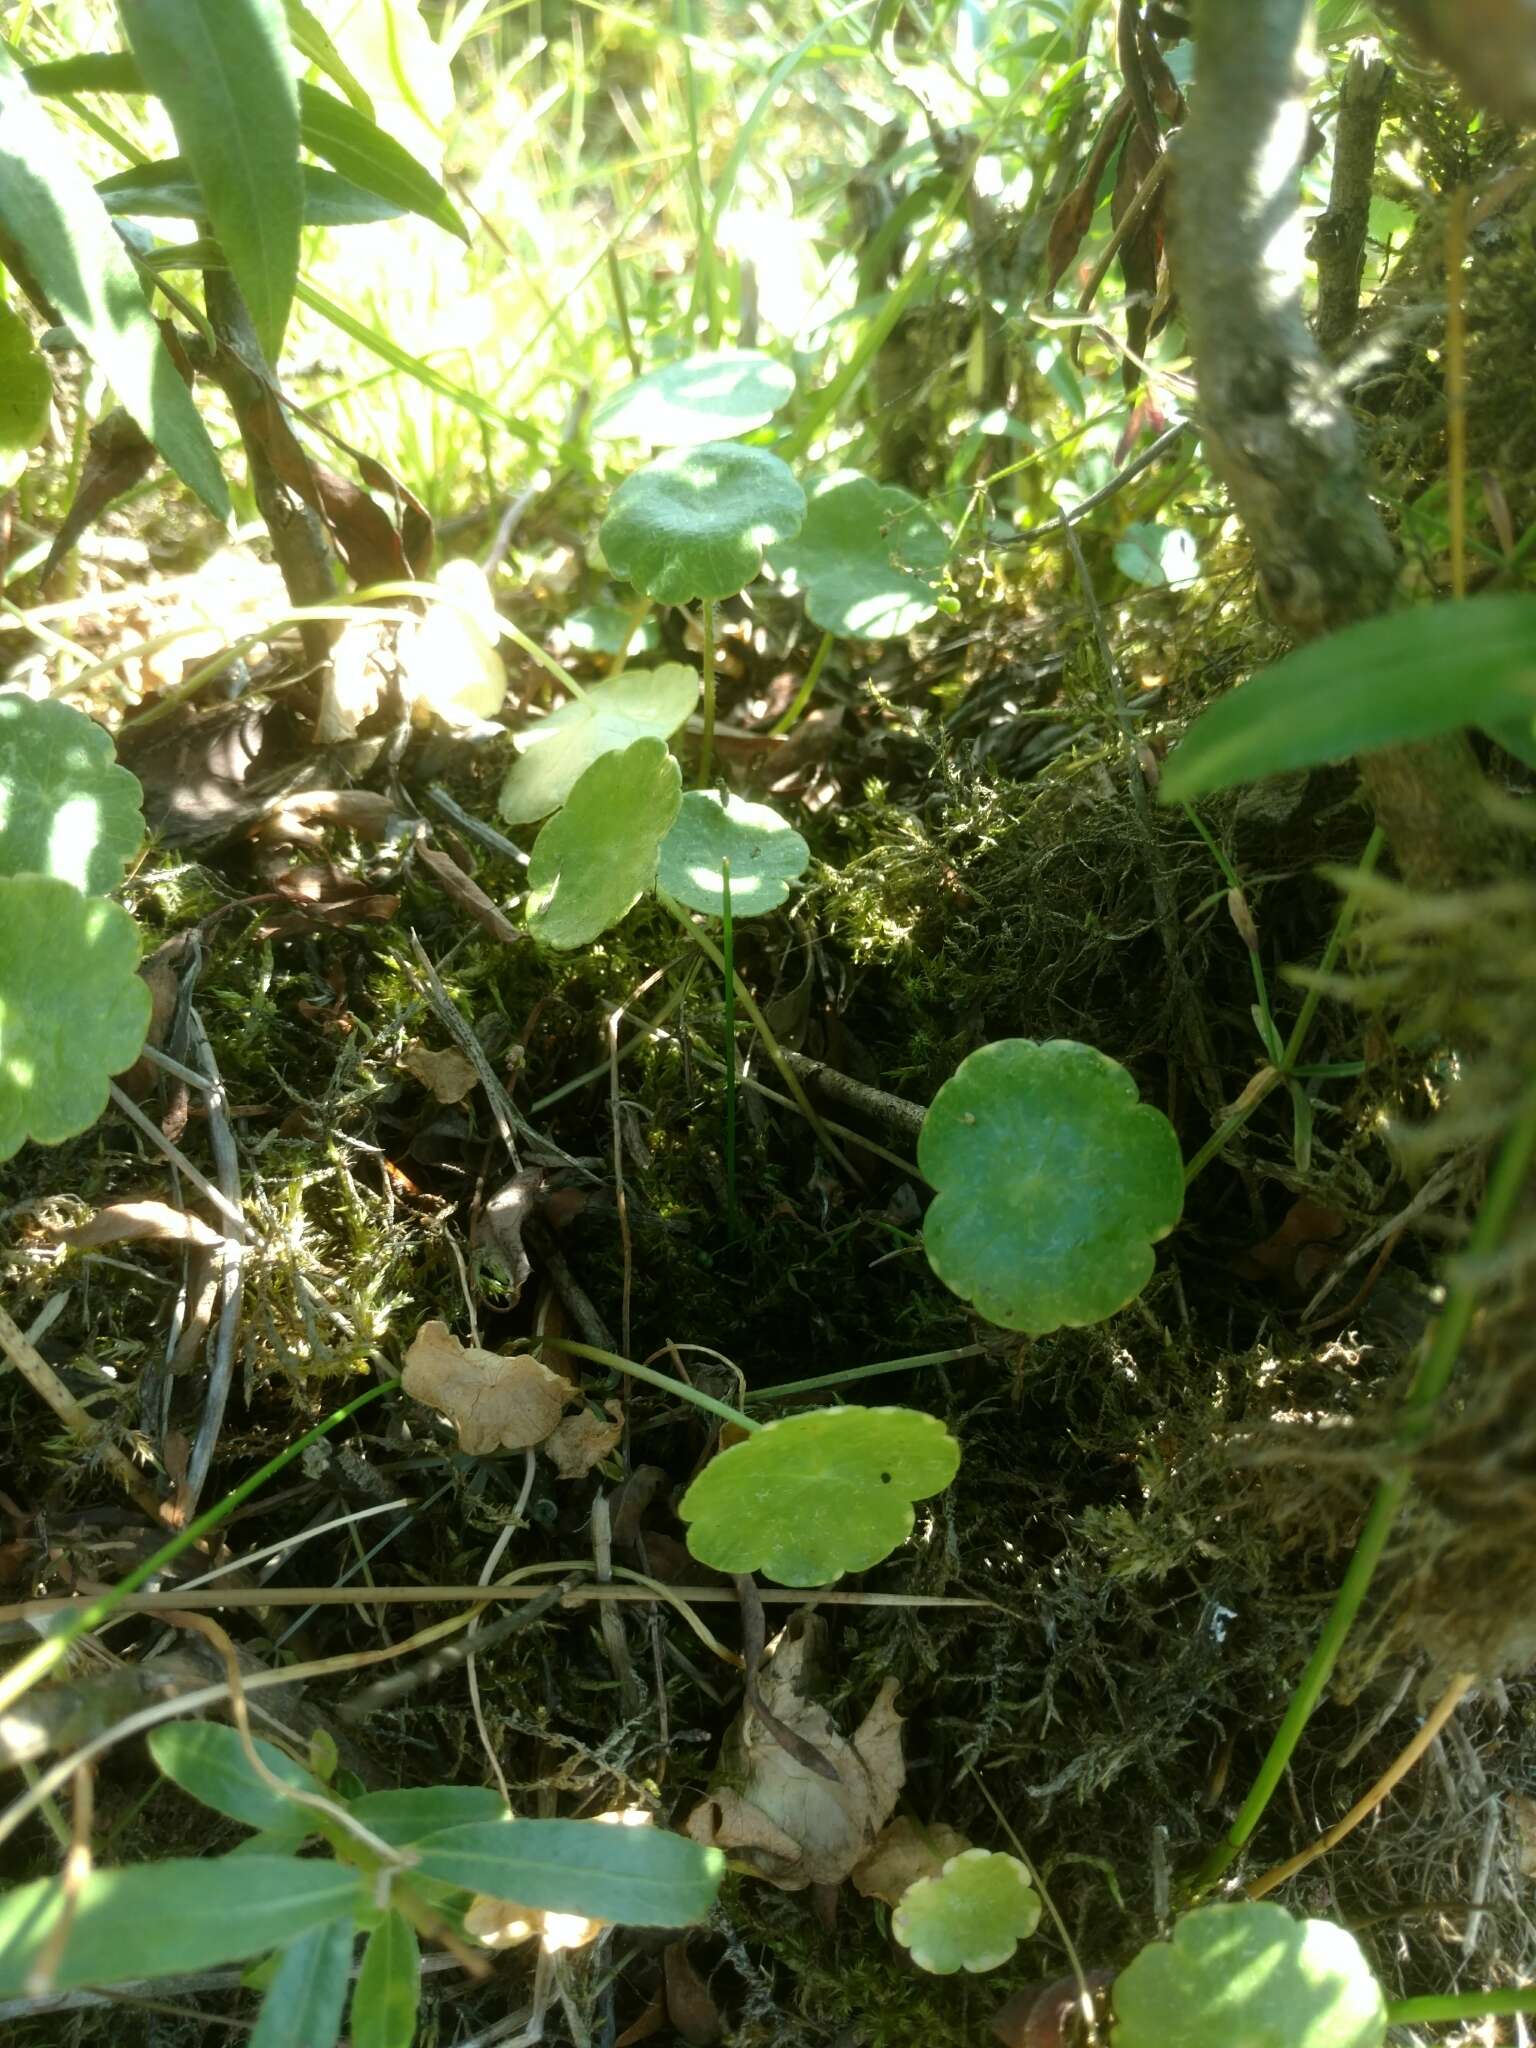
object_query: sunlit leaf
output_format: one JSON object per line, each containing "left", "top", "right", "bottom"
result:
{"left": 413, "top": 1817, "right": 724, "bottom": 1927}
{"left": 0, "top": 302, "right": 51, "bottom": 488}
{"left": 99, "top": 158, "right": 404, "bottom": 227}
{"left": 892, "top": 1849, "right": 1042, "bottom": 1975}
{"left": 768, "top": 471, "right": 946, "bottom": 638}
{"left": 526, "top": 736, "right": 681, "bottom": 950}
{"left": 500, "top": 665, "right": 698, "bottom": 826}
{"left": 593, "top": 349, "right": 795, "bottom": 446}
{"left": 656, "top": 789, "right": 808, "bottom": 918}
{"left": 600, "top": 442, "right": 805, "bottom": 604}
{"left": 0, "top": 695, "right": 145, "bottom": 892}
{"left": 298, "top": 82, "right": 468, "bottom": 241}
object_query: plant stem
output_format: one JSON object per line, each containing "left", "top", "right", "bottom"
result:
{"left": 540, "top": 1337, "right": 761, "bottom": 1433}
{"left": 747, "top": 1345, "right": 987, "bottom": 1404}
{"left": 769, "top": 628, "right": 834, "bottom": 736}
{"left": 1189, "top": 1079, "right": 1536, "bottom": 1896}
{"left": 697, "top": 597, "right": 716, "bottom": 785}
{"left": 1385, "top": 1990, "right": 1536, "bottom": 2026}
{"left": 721, "top": 856, "right": 739, "bottom": 1230}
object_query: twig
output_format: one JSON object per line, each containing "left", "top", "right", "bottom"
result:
{"left": 998, "top": 419, "right": 1190, "bottom": 553}
{"left": 1311, "top": 43, "right": 1393, "bottom": 357}
{"left": 108, "top": 1083, "right": 248, "bottom": 1235}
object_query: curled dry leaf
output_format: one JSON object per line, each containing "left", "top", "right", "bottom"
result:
{"left": 851, "top": 1814, "right": 970, "bottom": 1907}
{"left": 402, "top": 1319, "right": 578, "bottom": 1453}
{"left": 415, "top": 841, "right": 522, "bottom": 945}
{"left": 545, "top": 1399, "right": 625, "bottom": 1480}
{"left": 401, "top": 1044, "right": 480, "bottom": 1104}
{"left": 684, "top": 1615, "right": 903, "bottom": 1891}
{"left": 55, "top": 1200, "right": 222, "bottom": 1252}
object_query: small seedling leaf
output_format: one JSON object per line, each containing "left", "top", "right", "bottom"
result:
{"left": 593, "top": 349, "right": 796, "bottom": 445}
{"left": 657, "top": 789, "right": 809, "bottom": 918}
{"left": 1160, "top": 597, "right": 1536, "bottom": 801}
{"left": 679, "top": 1405, "right": 960, "bottom": 1587}
{"left": 919, "top": 1038, "right": 1183, "bottom": 1334}
{"left": 500, "top": 664, "right": 698, "bottom": 825}
{"left": 892, "top": 1848, "right": 1042, "bottom": 1975}
{"left": 352, "top": 1911, "right": 421, "bottom": 2048}
{"left": 1114, "top": 520, "right": 1199, "bottom": 589}
{"left": 600, "top": 442, "right": 806, "bottom": 604}
{"left": 0, "top": 695, "right": 145, "bottom": 892}
{"left": 526, "top": 736, "right": 682, "bottom": 950}
{"left": 768, "top": 471, "right": 946, "bottom": 638}
{"left": 346, "top": 1784, "right": 507, "bottom": 1845}
{"left": 413, "top": 1817, "right": 724, "bottom": 1927}
{"left": 0, "top": 877, "right": 153, "bottom": 1163}
{"left": 249, "top": 1916, "right": 354, "bottom": 2048}
{"left": 149, "top": 1722, "right": 325, "bottom": 1835}
{"left": 1112, "top": 1902, "right": 1387, "bottom": 2048}
{"left": 0, "top": 303, "right": 51, "bottom": 488}
{"left": 0, "top": 1857, "right": 363, "bottom": 1995}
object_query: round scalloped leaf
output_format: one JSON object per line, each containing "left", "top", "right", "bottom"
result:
{"left": 1113, "top": 1903, "right": 1386, "bottom": 2048}
{"left": 592, "top": 350, "right": 795, "bottom": 447}
{"left": 0, "top": 695, "right": 145, "bottom": 893}
{"left": 657, "top": 790, "right": 809, "bottom": 919}
{"left": 0, "top": 875, "right": 152, "bottom": 1162}
{"left": 599, "top": 442, "right": 806, "bottom": 605}
{"left": 526, "top": 737, "right": 682, "bottom": 951}
{"left": 0, "top": 303, "right": 52, "bottom": 488}
{"left": 500, "top": 665, "right": 699, "bottom": 826}
{"left": 679, "top": 1405, "right": 960, "bottom": 1588}
{"left": 892, "top": 1850, "right": 1041, "bottom": 1976}
{"left": 919, "top": 1038, "right": 1183, "bottom": 1335}
{"left": 768, "top": 471, "right": 946, "bottom": 639}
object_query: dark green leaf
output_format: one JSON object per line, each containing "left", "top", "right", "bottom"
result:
{"left": 250, "top": 1917, "right": 354, "bottom": 2048}
{"left": 0, "top": 44, "right": 227, "bottom": 517}
{"left": 0, "top": 1857, "right": 363, "bottom": 1994}
{"left": 1160, "top": 599, "right": 1536, "bottom": 801}
{"left": 119, "top": 0, "right": 302, "bottom": 362}
{"left": 413, "top": 1818, "right": 723, "bottom": 1927}
{"left": 148, "top": 1722, "right": 326, "bottom": 1833}
{"left": 298, "top": 83, "right": 468, "bottom": 242}
{"left": 99, "top": 158, "right": 405, "bottom": 227}
{"left": 352, "top": 1912, "right": 420, "bottom": 2048}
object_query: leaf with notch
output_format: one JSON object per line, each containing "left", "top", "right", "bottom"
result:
{"left": 657, "top": 789, "right": 808, "bottom": 918}
{"left": 0, "top": 45, "right": 227, "bottom": 517}
{"left": 592, "top": 349, "right": 795, "bottom": 447}
{"left": 119, "top": 0, "right": 302, "bottom": 364}
{"left": 413, "top": 1817, "right": 723, "bottom": 1927}
{"left": 499, "top": 664, "right": 698, "bottom": 826}
{"left": 768, "top": 471, "right": 946, "bottom": 639}
{"left": 600, "top": 442, "right": 806, "bottom": 604}
{"left": 0, "top": 690, "right": 144, "bottom": 893}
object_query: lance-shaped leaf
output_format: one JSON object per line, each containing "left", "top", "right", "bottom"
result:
{"left": 769, "top": 471, "right": 946, "bottom": 638}
{"left": 352, "top": 1912, "right": 420, "bottom": 2048}
{"left": 120, "top": 0, "right": 302, "bottom": 364}
{"left": 99, "top": 159, "right": 405, "bottom": 228}
{"left": 249, "top": 1917, "right": 354, "bottom": 2048}
{"left": 298, "top": 83, "right": 468, "bottom": 242}
{"left": 0, "top": 694, "right": 145, "bottom": 892}
{"left": 0, "top": 44, "right": 228, "bottom": 517}
{"left": 526, "top": 737, "right": 682, "bottom": 950}
{"left": 600, "top": 442, "right": 805, "bottom": 604}
{"left": 413, "top": 1816, "right": 723, "bottom": 1928}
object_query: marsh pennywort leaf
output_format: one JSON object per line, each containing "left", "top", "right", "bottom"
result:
{"left": 679, "top": 1406, "right": 960, "bottom": 1588}
{"left": 657, "top": 789, "right": 809, "bottom": 918}
{"left": 1159, "top": 597, "right": 1536, "bottom": 801}
{"left": 352, "top": 1911, "right": 421, "bottom": 2048}
{"left": 0, "top": 877, "right": 152, "bottom": 1163}
{"left": 119, "top": 0, "right": 303, "bottom": 363}
{"left": 249, "top": 1916, "right": 354, "bottom": 2048}
{"left": 149, "top": 1722, "right": 325, "bottom": 1835}
{"left": 892, "top": 1849, "right": 1042, "bottom": 1976}
{"left": 0, "top": 44, "right": 229, "bottom": 518}
{"left": 593, "top": 349, "right": 796, "bottom": 446}
{"left": 768, "top": 472, "right": 946, "bottom": 639}
{"left": 1113, "top": 1903, "right": 1387, "bottom": 2048}
{"left": 0, "top": 303, "right": 51, "bottom": 489}
{"left": 525, "top": 736, "right": 682, "bottom": 950}
{"left": 919, "top": 1038, "right": 1183, "bottom": 1335}
{"left": 0, "top": 1857, "right": 364, "bottom": 1995}
{"left": 600, "top": 442, "right": 806, "bottom": 604}
{"left": 500, "top": 665, "right": 698, "bottom": 825}
{"left": 1114, "top": 520, "right": 1199, "bottom": 589}
{"left": 413, "top": 1817, "right": 724, "bottom": 1927}
{"left": 0, "top": 695, "right": 145, "bottom": 892}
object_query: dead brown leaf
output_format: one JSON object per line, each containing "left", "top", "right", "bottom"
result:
{"left": 684, "top": 1614, "right": 903, "bottom": 1890}
{"left": 1507, "top": 1792, "right": 1536, "bottom": 1878}
{"left": 664, "top": 1937, "right": 724, "bottom": 2046}
{"left": 401, "top": 1320, "right": 578, "bottom": 1453}
{"left": 545, "top": 1400, "right": 625, "bottom": 1480}
{"left": 56, "top": 1201, "right": 222, "bottom": 1253}
{"left": 850, "top": 1814, "right": 970, "bottom": 1907}
{"left": 402, "top": 1044, "right": 480, "bottom": 1105}
{"left": 416, "top": 841, "right": 523, "bottom": 945}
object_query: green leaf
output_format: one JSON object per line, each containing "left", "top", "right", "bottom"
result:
{"left": 768, "top": 471, "right": 946, "bottom": 639}
{"left": 119, "top": 0, "right": 302, "bottom": 364}
{"left": 284, "top": 0, "right": 374, "bottom": 115}
{"left": 1114, "top": 520, "right": 1198, "bottom": 589}
{"left": 1486, "top": 713, "right": 1536, "bottom": 770}
{"left": 99, "top": 158, "right": 404, "bottom": 227}
{"left": 0, "top": 694, "right": 145, "bottom": 892}
{"left": 657, "top": 789, "right": 808, "bottom": 919}
{"left": 919, "top": 1038, "right": 1184, "bottom": 1335}
{"left": 600, "top": 442, "right": 806, "bottom": 604}
{"left": 352, "top": 1911, "right": 420, "bottom": 2048}
{"left": 1159, "top": 598, "right": 1536, "bottom": 801}
{"left": 1112, "top": 1903, "right": 1387, "bottom": 2048}
{"left": 892, "top": 1849, "right": 1042, "bottom": 1976}
{"left": 499, "top": 664, "right": 698, "bottom": 826}
{"left": 412, "top": 1817, "right": 723, "bottom": 1927}
{"left": 298, "top": 82, "right": 468, "bottom": 242}
{"left": 0, "top": 301, "right": 51, "bottom": 488}
{"left": 250, "top": 1916, "right": 354, "bottom": 2048}
{"left": 19, "top": 52, "right": 147, "bottom": 96}
{"left": 0, "top": 877, "right": 152, "bottom": 1163}
{"left": 346, "top": 1784, "right": 506, "bottom": 1845}
{"left": 679, "top": 1405, "right": 960, "bottom": 1588}
{"left": 0, "top": 45, "right": 228, "bottom": 518}
{"left": 592, "top": 349, "right": 796, "bottom": 446}
{"left": 0, "top": 1857, "right": 363, "bottom": 1995}
{"left": 148, "top": 1722, "right": 325, "bottom": 1834}
{"left": 526, "top": 736, "right": 682, "bottom": 951}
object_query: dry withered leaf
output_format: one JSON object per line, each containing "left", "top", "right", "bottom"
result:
{"left": 416, "top": 841, "right": 522, "bottom": 945}
{"left": 1233, "top": 1196, "right": 1350, "bottom": 1298}
{"left": 402, "top": 1319, "right": 578, "bottom": 1453}
{"left": 545, "top": 1399, "right": 625, "bottom": 1480}
{"left": 1507, "top": 1792, "right": 1536, "bottom": 1878}
{"left": 56, "top": 1201, "right": 222, "bottom": 1253}
{"left": 850, "top": 1814, "right": 970, "bottom": 1907}
{"left": 402, "top": 1044, "right": 480, "bottom": 1105}
{"left": 685, "top": 1614, "right": 904, "bottom": 1890}
{"left": 664, "top": 1936, "right": 724, "bottom": 2047}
